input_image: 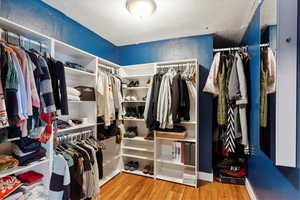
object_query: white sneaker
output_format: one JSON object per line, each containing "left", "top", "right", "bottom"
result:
{"left": 125, "top": 96, "right": 131, "bottom": 101}
{"left": 130, "top": 96, "right": 137, "bottom": 101}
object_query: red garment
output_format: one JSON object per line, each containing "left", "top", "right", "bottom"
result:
{"left": 0, "top": 176, "right": 22, "bottom": 200}
{"left": 39, "top": 112, "right": 52, "bottom": 144}
{"left": 16, "top": 171, "right": 43, "bottom": 185}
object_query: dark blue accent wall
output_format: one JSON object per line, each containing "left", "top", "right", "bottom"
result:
{"left": 119, "top": 35, "right": 214, "bottom": 172}
{"left": 242, "top": 5, "right": 300, "bottom": 200}
{"left": 0, "top": 0, "right": 118, "bottom": 63}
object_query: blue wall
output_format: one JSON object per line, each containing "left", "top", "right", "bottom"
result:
{"left": 242, "top": 5, "right": 300, "bottom": 200}
{"left": 0, "top": 0, "right": 118, "bottom": 63}
{"left": 119, "top": 35, "right": 214, "bottom": 173}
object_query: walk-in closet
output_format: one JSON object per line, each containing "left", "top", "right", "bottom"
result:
{"left": 0, "top": 0, "right": 297, "bottom": 200}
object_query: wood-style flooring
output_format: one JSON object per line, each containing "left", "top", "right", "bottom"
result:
{"left": 99, "top": 173, "right": 250, "bottom": 200}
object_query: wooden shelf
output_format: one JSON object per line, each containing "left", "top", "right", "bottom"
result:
{"left": 0, "top": 159, "right": 49, "bottom": 179}
{"left": 123, "top": 170, "right": 154, "bottom": 178}
{"left": 122, "top": 153, "right": 154, "bottom": 161}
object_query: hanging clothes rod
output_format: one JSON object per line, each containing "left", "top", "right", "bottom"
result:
{"left": 0, "top": 28, "right": 48, "bottom": 48}
{"left": 156, "top": 61, "right": 197, "bottom": 69}
{"left": 57, "top": 129, "right": 94, "bottom": 141}
{"left": 213, "top": 43, "right": 270, "bottom": 52}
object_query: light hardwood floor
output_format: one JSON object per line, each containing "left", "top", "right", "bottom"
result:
{"left": 99, "top": 173, "right": 250, "bottom": 200}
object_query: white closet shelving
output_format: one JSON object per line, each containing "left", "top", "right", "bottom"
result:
{"left": 0, "top": 17, "right": 199, "bottom": 191}
{"left": 119, "top": 60, "right": 199, "bottom": 187}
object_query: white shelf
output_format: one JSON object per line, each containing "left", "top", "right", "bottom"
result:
{"left": 156, "top": 175, "right": 196, "bottom": 187}
{"left": 122, "top": 153, "right": 154, "bottom": 161}
{"left": 179, "top": 121, "right": 197, "bottom": 125}
{"left": 0, "top": 159, "right": 49, "bottom": 179}
{"left": 68, "top": 100, "right": 95, "bottom": 103}
{"left": 123, "top": 136, "right": 154, "bottom": 143}
{"left": 64, "top": 66, "right": 96, "bottom": 76}
{"left": 156, "top": 137, "right": 196, "bottom": 143}
{"left": 124, "top": 118, "right": 145, "bottom": 122}
{"left": 122, "top": 74, "right": 153, "bottom": 79}
{"left": 122, "top": 101, "right": 146, "bottom": 103}
{"left": 103, "top": 155, "right": 121, "bottom": 167}
{"left": 156, "top": 158, "right": 195, "bottom": 168}
{"left": 99, "top": 169, "right": 120, "bottom": 187}
{"left": 123, "top": 87, "right": 149, "bottom": 90}
{"left": 122, "top": 146, "right": 154, "bottom": 152}
{"left": 57, "top": 123, "right": 95, "bottom": 133}
{"left": 123, "top": 170, "right": 154, "bottom": 178}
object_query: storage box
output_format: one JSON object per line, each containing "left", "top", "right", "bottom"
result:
{"left": 156, "top": 131, "right": 186, "bottom": 139}
{"left": 215, "top": 173, "right": 245, "bottom": 185}
{"left": 74, "top": 86, "right": 95, "bottom": 101}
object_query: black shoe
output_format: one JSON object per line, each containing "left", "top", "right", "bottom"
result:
{"left": 137, "top": 106, "right": 145, "bottom": 119}
{"left": 134, "top": 81, "right": 139, "bottom": 87}
{"left": 128, "top": 81, "right": 135, "bottom": 87}
{"left": 129, "top": 161, "right": 139, "bottom": 171}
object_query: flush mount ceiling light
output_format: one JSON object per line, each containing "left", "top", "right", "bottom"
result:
{"left": 126, "top": 0, "right": 157, "bottom": 19}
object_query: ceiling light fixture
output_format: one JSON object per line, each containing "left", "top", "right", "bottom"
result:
{"left": 126, "top": 0, "right": 157, "bottom": 19}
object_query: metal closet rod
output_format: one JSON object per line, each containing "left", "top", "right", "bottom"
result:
{"left": 57, "top": 129, "right": 94, "bottom": 140}
{"left": 157, "top": 62, "right": 197, "bottom": 69}
{"left": 0, "top": 28, "right": 48, "bottom": 48}
{"left": 213, "top": 43, "right": 270, "bottom": 52}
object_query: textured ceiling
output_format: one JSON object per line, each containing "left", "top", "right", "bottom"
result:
{"left": 42, "top": 0, "right": 276, "bottom": 46}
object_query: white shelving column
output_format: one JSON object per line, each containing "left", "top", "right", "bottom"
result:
{"left": 154, "top": 59, "right": 199, "bottom": 187}
{"left": 53, "top": 40, "right": 98, "bottom": 137}
{"left": 96, "top": 58, "right": 123, "bottom": 187}
{"left": 0, "top": 17, "right": 54, "bottom": 191}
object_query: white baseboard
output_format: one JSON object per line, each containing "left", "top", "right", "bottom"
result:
{"left": 198, "top": 171, "right": 214, "bottom": 182}
{"left": 245, "top": 178, "right": 258, "bottom": 200}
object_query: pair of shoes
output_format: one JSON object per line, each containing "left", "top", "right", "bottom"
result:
{"left": 125, "top": 96, "right": 138, "bottom": 101}
{"left": 144, "top": 132, "right": 154, "bottom": 140}
{"left": 125, "top": 106, "right": 145, "bottom": 119}
{"left": 142, "top": 165, "right": 154, "bottom": 175}
{"left": 125, "top": 161, "right": 139, "bottom": 171}
{"left": 218, "top": 167, "right": 247, "bottom": 178}
{"left": 124, "top": 127, "right": 137, "bottom": 138}
{"left": 128, "top": 81, "right": 139, "bottom": 87}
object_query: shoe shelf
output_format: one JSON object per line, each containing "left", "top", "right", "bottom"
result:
{"left": 122, "top": 153, "right": 154, "bottom": 161}
{"left": 122, "top": 146, "right": 154, "bottom": 153}
{"left": 123, "top": 169, "right": 154, "bottom": 178}
{"left": 123, "top": 136, "right": 154, "bottom": 143}
{"left": 156, "top": 158, "right": 195, "bottom": 168}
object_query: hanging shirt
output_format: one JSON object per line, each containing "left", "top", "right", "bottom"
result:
{"left": 10, "top": 52, "right": 28, "bottom": 120}
{"left": 203, "top": 52, "right": 221, "bottom": 96}
{"left": 49, "top": 154, "right": 71, "bottom": 200}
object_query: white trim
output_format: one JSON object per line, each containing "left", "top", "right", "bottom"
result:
{"left": 197, "top": 171, "right": 213, "bottom": 182}
{"left": 245, "top": 178, "right": 258, "bottom": 200}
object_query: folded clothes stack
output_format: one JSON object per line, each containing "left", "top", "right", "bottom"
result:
{"left": 0, "top": 155, "right": 18, "bottom": 171}
{"left": 65, "top": 62, "right": 93, "bottom": 73}
{"left": 67, "top": 87, "right": 81, "bottom": 101}
{"left": 12, "top": 138, "right": 46, "bottom": 166}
